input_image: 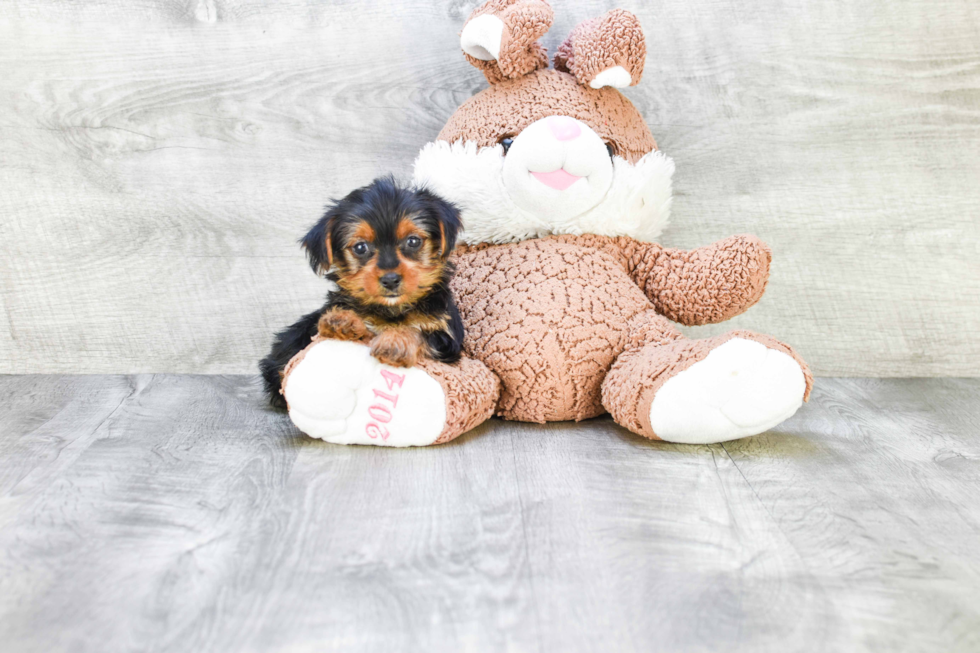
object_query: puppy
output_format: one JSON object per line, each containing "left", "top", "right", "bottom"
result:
{"left": 260, "top": 176, "right": 464, "bottom": 408}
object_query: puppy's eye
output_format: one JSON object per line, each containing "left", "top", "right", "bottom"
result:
{"left": 351, "top": 242, "right": 370, "bottom": 256}
{"left": 604, "top": 141, "right": 616, "bottom": 158}
{"left": 405, "top": 235, "right": 423, "bottom": 250}
{"left": 499, "top": 137, "right": 514, "bottom": 154}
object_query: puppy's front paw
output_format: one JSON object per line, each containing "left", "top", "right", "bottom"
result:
{"left": 370, "top": 328, "right": 423, "bottom": 368}
{"left": 318, "top": 309, "right": 370, "bottom": 342}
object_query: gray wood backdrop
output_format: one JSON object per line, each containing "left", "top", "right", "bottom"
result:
{"left": 1, "top": 0, "right": 978, "bottom": 375}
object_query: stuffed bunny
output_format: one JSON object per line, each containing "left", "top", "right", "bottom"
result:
{"left": 280, "top": 0, "right": 812, "bottom": 446}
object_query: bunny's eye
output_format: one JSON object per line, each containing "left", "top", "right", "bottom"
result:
{"left": 499, "top": 137, "right": 514, "bottom": 154}
{"left": 604, "top": 141, "right": 616, "bottom": 158}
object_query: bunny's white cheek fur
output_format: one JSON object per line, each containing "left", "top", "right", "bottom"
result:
{"left": 501, "top": 116, "right": 614, "bottom": 222}
{"left": 412, "top": 140, "right": 675, "bottom": 245}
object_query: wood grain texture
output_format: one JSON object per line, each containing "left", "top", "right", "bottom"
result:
{"left": 1, "top": 375, "right": 979, "bottom": 652}
{"left": 0, "top": 0, "right": 978, "bottom": 374}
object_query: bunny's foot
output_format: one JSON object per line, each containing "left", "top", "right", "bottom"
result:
{"left": 602, "top": 331, "right": 812, "bottom": 444}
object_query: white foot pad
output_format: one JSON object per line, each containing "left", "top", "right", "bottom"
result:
{"left": 283, "top": 340, "right": 446, "bottom": 447}
{"left": 648, "top": 338, "right": 806, "bottom": 444}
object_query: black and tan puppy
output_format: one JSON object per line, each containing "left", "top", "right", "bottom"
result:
{"left": 260, "top": 177, "right": 463, "bottom": 408}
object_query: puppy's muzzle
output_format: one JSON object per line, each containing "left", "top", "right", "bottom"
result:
{"left": 379, "top": 273, "right": 402, "bottom": 292}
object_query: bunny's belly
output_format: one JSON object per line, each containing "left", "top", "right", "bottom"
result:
{"left": 452, "top": 238, "right": 653, "bottom": 422}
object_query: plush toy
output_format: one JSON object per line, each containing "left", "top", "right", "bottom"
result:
{"left": 280, "top": 0, "right": 812, "bottom": 446}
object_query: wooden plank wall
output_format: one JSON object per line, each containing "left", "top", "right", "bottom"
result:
{"left": 0, "top": 0, "right": 978, "bottom": 375}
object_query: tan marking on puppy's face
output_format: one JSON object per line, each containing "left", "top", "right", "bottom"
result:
{"left": 335, "top": 216, "right": 446, "bottom": 308}
{"left": 395, "top": 216, "right": 424, "bottom": 241}
{"left": 388, "top": 217, "right": 444, "bottom": 308}
{"left": 336, "top": 220, "right": 381, "bottom": 302}
{"left": 350, "top": 221, "right": 375, "bottom": 242}
{"left": 339, "top": 264, "right": 382, "bottom": 303}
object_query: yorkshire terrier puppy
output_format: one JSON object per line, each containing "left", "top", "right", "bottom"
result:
{"left": 260, "top": 176, "right": 464, "bottom": 409}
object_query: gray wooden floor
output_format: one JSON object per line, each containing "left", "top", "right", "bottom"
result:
{"left": 1, "top": 376, "right": 979, "bottom": 653}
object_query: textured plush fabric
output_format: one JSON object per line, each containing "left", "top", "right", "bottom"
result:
{"left": 450, "top": 234, "right": 788, "bottom": 423}
{"left": 282, "top": 232, "right": 798, "bottom": 434}
{"left": 279, "top": 335, "right": 325, "bottom": 412}
{"left": 602, "top": 330, "right": 813, "bottom": 440}
{"left": 437, "top": 0, "right": 811, "bottom": 437}
{"left": 282, "top": 335, "right": 500, "bottom": 445}
{"left": 418, "top": 355, "right": 501, "bottom": 444}
{"left": 553, "top": 9, "right": 646, "bottom": 87}
{"left": 453, "top": 235, "right": 649, "bottom": 421}
{"left": 623, "top": 234, "right": 773, "bottom": 325}
{"left": 463, "top": 0, "right": 553, "bottom": 83}
{"left": 413, "top": 141, "right": 674, "bottom": 245}
{"left": 437, "top": 69, "right": 657, "bottom": 164}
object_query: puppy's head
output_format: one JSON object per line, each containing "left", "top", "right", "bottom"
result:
{"left": 302, "top": 176, "right": 461, "bottom": 307}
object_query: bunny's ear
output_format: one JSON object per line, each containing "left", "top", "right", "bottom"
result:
{"left": 553, "top": 9, "right": 646, "bottom": 89}
{"left": 460, "top": 0, "right": 553, "bottom": 84}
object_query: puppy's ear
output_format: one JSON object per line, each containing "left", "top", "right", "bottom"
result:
{"left": 301, "top": 205, "right": 341, "bottom": 275}
{"left": 418, "top": 189, "right": 461, "bottom": 257}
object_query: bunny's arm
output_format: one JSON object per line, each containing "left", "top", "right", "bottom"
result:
{"left": 623, "top": 235, "right": 772, "bottom": 326}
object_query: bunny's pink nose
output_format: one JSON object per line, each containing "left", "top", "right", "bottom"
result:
{"left": 548, "top": 116, "right": 581, "bottom": 141}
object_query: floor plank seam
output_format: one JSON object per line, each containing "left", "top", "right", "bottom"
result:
{"left": 508, "top": 429, "right": 545, "bottom": 653}
{"left": 90, "top": 375, "right": 146, "bottom": 436}
{"left": 718, "top": 441, "right": 817, "bottom": 575}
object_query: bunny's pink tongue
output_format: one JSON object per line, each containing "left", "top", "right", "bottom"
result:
{"left": 531, "top": 169, "right": 582, "bottom": 190}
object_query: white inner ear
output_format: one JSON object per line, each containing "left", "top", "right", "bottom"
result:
{"left": 590, "top": 65, "right": 632, "bottom": 89}
{"left": 461, "top": 14, "right": 504, "bottom": 61}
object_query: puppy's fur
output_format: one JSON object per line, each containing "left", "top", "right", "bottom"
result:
{"left": 260, "top": 176, "right": 464, "bottom": 409}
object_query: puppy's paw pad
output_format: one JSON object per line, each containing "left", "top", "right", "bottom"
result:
{"left": 283, "top": 340, "right": 446, "bottom": 447}
{"left": 648, "top": 338, "right": 806, "bottom": 444}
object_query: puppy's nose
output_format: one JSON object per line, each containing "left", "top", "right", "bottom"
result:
{"left": 379, "top": 273, "right": 402, "bottom": 291}
{"left": 548, "top": 116, "right": 581, "bottom": 141}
